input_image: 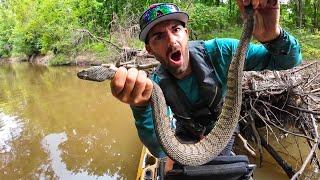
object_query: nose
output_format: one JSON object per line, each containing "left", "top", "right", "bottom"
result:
{"left": 166, "top": 31, "right": 177, "bottom": 46}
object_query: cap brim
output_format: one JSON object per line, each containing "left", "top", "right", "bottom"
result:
{"left": 139, "top": 12, "right": 189, "bottom": 42}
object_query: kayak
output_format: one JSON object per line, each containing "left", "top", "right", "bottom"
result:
{"left": 136, "top": 146, "right": 160, "bottom": 180}
{"left": 136, "top": 146, "right": 256, "bottom": 180}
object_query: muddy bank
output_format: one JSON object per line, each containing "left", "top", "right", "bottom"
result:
{"left": 0, "top": 53, "right": 110, "bottom": 66}
{"left": 0, "top": 56, "right": 28, "bottom": 64}
{"left": 36, "top": 52, "right": 110, "bottom": 66}
{"left": 0, "top": 48, "right": 157, "bottom": 67}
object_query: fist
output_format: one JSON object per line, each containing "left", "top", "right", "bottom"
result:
{"left": 237, "top": 0, "right": 280, "bottom": 42}
{"left": 110, "top": 67, "right": 153, "bottom": 106}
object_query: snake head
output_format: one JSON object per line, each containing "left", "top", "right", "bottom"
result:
{"left": 77, "top": 67, "right": 104, "bottom": 82}
{"left": 77, "top": 69, "right": 90, "bottom": 80}
{"left": 77, "top": 66, "right": 115, "bottom": 82}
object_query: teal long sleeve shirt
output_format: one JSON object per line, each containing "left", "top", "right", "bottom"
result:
{"left": 131, "top": 30, "right": 302, "bottom": 158}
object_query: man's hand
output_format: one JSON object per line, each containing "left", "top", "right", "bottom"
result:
{"left": 237, "top": 0, "right": 281, "bottom": 43}
{"left": 110, "top": 67, "right": 153, "bottom": 107}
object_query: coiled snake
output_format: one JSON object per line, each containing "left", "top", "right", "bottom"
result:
{"left": 77, "top": 5, "right": 254, "bottom": 166}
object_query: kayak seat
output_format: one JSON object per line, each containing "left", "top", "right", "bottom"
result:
{"left": 160, "top": 155, "right": 256, "bottom": 180}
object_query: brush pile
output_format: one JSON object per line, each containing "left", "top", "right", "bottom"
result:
{"left": 239, "top": 61, "right": 320, "bottom": 179}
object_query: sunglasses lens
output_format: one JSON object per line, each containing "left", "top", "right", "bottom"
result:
{"left": 140, "top": 4, "right": 180, "bottom": 30}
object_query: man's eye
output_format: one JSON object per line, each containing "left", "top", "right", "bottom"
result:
{"left": 173, "top": 27, "right": 181, "bottom": 32}
{"left": 154, "top": 34, "right": 162, "bottom": 40}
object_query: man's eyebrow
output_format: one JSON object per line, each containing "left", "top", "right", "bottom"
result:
{"left": 149, "top": 23, "right": 182, "bottom": 39}
{"left": 149, "top": 31, "right": 163, "bottom": 39}
{"left": 172, "top": 24, "right": 182, "bottom": 29}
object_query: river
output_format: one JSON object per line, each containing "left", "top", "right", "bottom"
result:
{"left": 0, "top": 63, "right": 141, "bottom": 179}
{"left": 0, "top": 62, "right": 317, "bottom": 179}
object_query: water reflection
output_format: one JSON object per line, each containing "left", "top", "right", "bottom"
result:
{"left": 42, "top": 132, "right": 121, "bottom": 179}
{"left": 0, "top": 63, "right": 141, "bottom": 179}
{"left": 0, "top": 112, "right": 23, "bottom": 153}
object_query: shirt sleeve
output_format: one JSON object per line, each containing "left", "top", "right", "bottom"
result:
{"left": 130, "top": 73, "right": 166, "bottom": 158}
{"left": 204, "top": 29, "right": 302, "bottom": 95}
{"left": 244, "top": 29, "right": 302, "bottom": 71}
{"left": 130, "top": 105, "right": 166, "bottom": 158}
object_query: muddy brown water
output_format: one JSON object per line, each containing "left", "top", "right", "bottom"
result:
{"left": 0, "top": 62, "right": 317, "bottom": 179}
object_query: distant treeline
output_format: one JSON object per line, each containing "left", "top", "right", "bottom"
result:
{"left": 0, "top": 0, "right": 319, "bottom": 60}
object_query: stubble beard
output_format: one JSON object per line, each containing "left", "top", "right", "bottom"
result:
{"left": 155, "top": 45, "right": 190, "bottom": 79}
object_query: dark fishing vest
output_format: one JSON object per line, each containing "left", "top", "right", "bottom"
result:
{"left": 156, "top": 40, "right": 223, "bottom": 141}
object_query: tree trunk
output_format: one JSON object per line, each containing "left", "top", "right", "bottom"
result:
{"left": 296, "top": 0, "right": 303, "bottom": 28}
{"left": 314, "top": 0, "right": 319, "bottom": 29}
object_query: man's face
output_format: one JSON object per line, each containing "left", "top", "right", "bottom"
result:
{"left": 145, "top": 20, "right": 190, "bottom": 79}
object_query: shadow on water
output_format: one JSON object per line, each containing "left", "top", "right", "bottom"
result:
{"left": 0, "top": 63, "right": 141, "bottom": 179}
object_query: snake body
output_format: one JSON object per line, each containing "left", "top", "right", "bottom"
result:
{"left": 77, "top": 6, "right": 254, "bottom": 166}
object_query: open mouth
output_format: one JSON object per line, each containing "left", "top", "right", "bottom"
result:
{"left": 170, "top": 51, "right": 181, "bottom": 62}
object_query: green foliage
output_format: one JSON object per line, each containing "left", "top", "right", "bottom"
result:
{"left": 0, "top": 0, "right": 319, "bottom": 62}
{"left": 0, "top": 16, "right": 13, "bottom": 57}
{"left": 280, "top": 1, "right": 320, "bottom": 30}
{"left": 280, "top": 5, "right": 296, "bottom": 28}
{"left": 88, "top": 43, "right": 106, "bottom": 53}
{"left": 188, "top": 3, "right": 229, "bottom": 38}
{"left": 290, "top": 29, "right": 320, "bottom": 60}
{"left": 8, "top": 0, "right": 42, "bottom": 56}
{"left": 36, "top": 0, "right": 78, "bottom": 54}
{"left": 209, "top": 26, "right": 242, "bottom": 39}
{"left": 0, "top": 0, "right": 78, "bottom": 57}
{"left": 0, "top": 2, "right": 15, "bottom": 57}
{"left": 49, "top": 54, "right": 69, "bottom": 66}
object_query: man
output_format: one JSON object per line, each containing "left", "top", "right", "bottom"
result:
{"left": 110, "top": 1, "right": 302, "bottom": 159}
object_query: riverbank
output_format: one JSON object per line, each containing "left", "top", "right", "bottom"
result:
{"left": 2, "top": 49, "right": 319, "bottom": 68}
{"left": 0, "top": 52, "right": 113, "bottom": 66}
{"left": 0, "top": 47, "right": 158, "bottom": 69}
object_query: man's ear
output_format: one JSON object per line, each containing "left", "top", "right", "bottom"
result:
{"left": 145, "top": 44, "right": 154, "bottom": 55}
{"left": 185, "top": 27, "right": 189, "bottom": 38}
{"left": 185, "top": 27, "right": 189, "bottom": 35}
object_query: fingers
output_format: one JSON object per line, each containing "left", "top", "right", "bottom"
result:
{"left": 251, "top": 0, "right": 259, "bottom": 9}
{"left": 243, "top": 0, "right": 250, "bottom": 6}
{"left": 132, "top": 70, "right": 153, "bottom": 106}
{"left": 111, "top": 66, "right": 127, "bottom": 96}
{"left": 237, "top": 0, "right": 280, "bottom": 42}
{"left": 110, "top": 67, "right": 151, "bottom": 106}
{"left": 252, "top": 10, "right": 264, "bottom": 37}
{"left": 131, "top": 70, "right": 148, "bottom": 102}
{"left": 260, "top": 0, "right": 268, "bottom": 8}
{"left": 251, "top": 0, "right": 268, "bottom": 9}
{"left": 118, "top": 68, "right": 139, "bottom": 102}
{"left": 142, "top": 78, "right": 153, "bottom": 101}
{"left": 241, "top": 0, "right": 278, "bottom": 9}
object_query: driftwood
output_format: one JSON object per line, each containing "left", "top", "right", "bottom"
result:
{"left": 239, "top": 61, "right": 320, "bottom": 179}
{"left": 100, "top": 47, "right": 160, "bottom": 75}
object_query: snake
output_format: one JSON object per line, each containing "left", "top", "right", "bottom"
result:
{"left": 77, "top": 5, "right": 254, "bottom": 166}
